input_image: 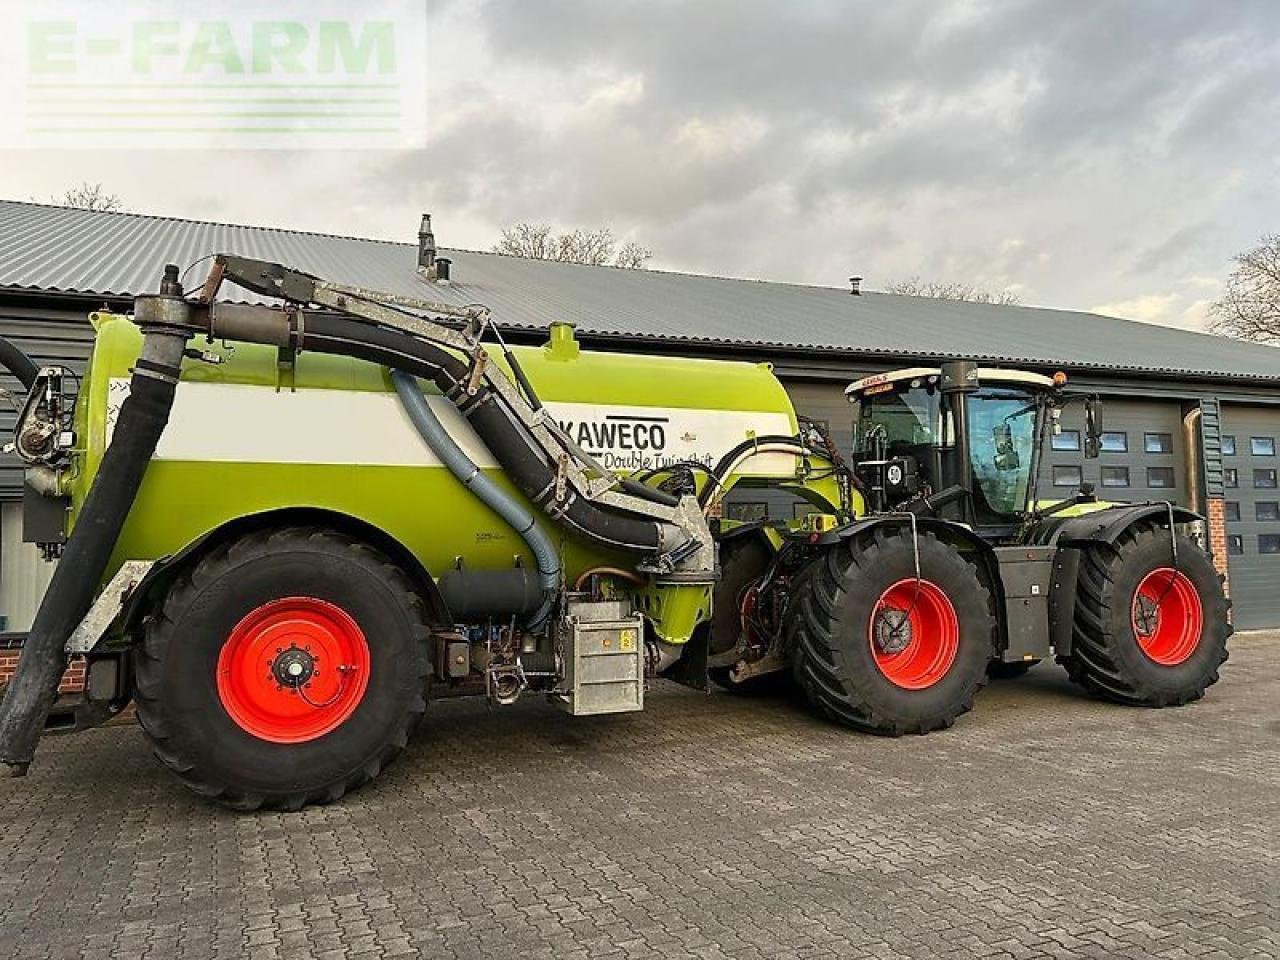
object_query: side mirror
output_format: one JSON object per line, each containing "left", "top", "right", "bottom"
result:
{"left": 992, "top": 423, "right": 1020, "bottom": 471}
{"left": 1084, "top": 397, "right": 1103, "bottom": 459}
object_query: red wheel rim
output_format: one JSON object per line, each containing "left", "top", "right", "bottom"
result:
{"left": 216, "top": 597, "right": 371, "bottom": 743}
{"left": 868, "top": 578, "right": 960, "bottom": 690}
{"left": 1131, "top": 567, "right": 1203, "bottom": 666}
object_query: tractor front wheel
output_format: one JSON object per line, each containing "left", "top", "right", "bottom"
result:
{"left": 1062, "top": 525, "right": 1230, "bottom": 706}
{"left": 134, "top": 527, "right": 431, "bottom": 810}
{"left": 786, "top": 527, "right": 994, "bottom": 734}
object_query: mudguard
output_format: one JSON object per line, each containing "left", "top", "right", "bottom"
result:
{"left": 1038, "top": 502, "right": 1202, "bottom": 548}
{"left": 804, "top": 513, "right": 994, "bottom": 557}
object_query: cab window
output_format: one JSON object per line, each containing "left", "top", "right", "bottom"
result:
{"left": 860, "top": 387, "right": 938, "bottom": 447}
{"left": 967, "top": 389, "right": 1037, "bottom": 515}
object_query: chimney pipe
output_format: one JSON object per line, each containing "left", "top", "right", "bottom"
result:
{"left": 435, "top": 257, "right": 452, "bottom": 283}
{"left": 849, "top": 276, "right": 862, "bottom": 296}
{"left": 418, "top": 213, "right": 436, "bottom": 270}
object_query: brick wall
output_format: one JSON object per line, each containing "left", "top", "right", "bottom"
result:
{"left": 1205, "top": 497, "right": 1231, "bottom": 590}
{"left": 0, "top": 651, "right": 86, "bottom": 694}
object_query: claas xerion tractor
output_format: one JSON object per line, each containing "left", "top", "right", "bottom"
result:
{"left": 0, "top": 257, "right": 1230, "bottom": 809}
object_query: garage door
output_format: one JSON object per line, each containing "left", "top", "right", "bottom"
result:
{"left": 1039, "top": 398, "right": 1190, "bottom": 510}
{"left": 1220, "top": 404, "right": 1280, "bottom": 629}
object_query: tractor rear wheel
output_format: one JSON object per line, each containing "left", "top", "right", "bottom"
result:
{"left": 1062, "top": 525, "right": 1230, "bottom": 706}
{"left": 134, "top": 526, "right": 431, "bottom": 810}
{"left": 786, "top": 527, "right": 994, "bottom": 734}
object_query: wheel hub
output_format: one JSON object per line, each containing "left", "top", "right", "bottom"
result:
{"left": 872, "top": 608, "right": 913, "bottom": 654}
{"left": 1133, "top": 595, "right": 1160, "bottom": 638}
{"left": 271, "top": 646, "right": 317, "bottom": 688}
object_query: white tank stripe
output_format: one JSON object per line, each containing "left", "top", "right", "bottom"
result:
{"left": 107, "top": 379, "right": 798, "bottom": 475}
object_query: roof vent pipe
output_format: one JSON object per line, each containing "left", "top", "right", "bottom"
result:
{"left": 418, "top": 213, "right": 436, "bottom": 270}
{"left": 849, "top": 276, "right": 862, "bottom": 296}
{"left": 434, "top": 257, "right": 451, "bottom": 283}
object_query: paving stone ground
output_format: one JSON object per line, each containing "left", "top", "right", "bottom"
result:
{"left": 1, "top": 632, "right": 1277, "bottom": 960}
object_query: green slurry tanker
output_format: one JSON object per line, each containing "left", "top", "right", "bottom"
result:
{"left": 0, "top": 257, "right": 1230, "bottom": 809}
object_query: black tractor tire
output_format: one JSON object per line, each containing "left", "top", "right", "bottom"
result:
{"left": 988, "top": 658, "right": 1041, "bottom": 680}
{"left": 134, "top": 526, "right": 431, "bottom": 811}
{"left": 1061, "top": 525, "right": 1230, "bottom": 706}
{"left": 786, "top": 526, "right": 995, "bottom": 735}
{"left": 707, "top": 535, "right": 789, "bottom": 694}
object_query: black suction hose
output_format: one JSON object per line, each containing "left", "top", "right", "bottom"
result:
{"left": 0, "top": 323, "right": 188, "bottom": 774}
{"left": 0, "top": 337, "right": 38, "bottom": 391}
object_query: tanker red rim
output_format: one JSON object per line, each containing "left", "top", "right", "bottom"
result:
{"left": 868, "top": 578, "right": 960, "bottom": 690}
{"left": 1131, "top": 567, "right": 1203, "bottom": 666}
{"left": 216, "top": 597, "right": 371, "bottom": 743}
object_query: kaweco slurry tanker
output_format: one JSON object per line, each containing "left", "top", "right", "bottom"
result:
{"left": 0, "top": 257, "right": 1230, "bottom": 809}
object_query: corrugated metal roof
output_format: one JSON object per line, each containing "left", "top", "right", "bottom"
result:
{"left": 3, "top": 199, "right": 1278, "bottom": 381}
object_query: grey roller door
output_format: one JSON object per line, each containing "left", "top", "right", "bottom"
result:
{"left": 1220, "top": 404, "right": 1280, "bottom": 629}
{"left": 1038, "top": 398, "right": 1189, "bottom": 509}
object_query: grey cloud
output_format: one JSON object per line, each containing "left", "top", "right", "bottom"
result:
{"left": 364, "top": 1, "right": 1280, "bottom": 323}
{"left": 1130, "top": 222, "right": 1213, "bottom": 277}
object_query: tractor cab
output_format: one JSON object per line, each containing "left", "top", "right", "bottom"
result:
{"left": 846, "top": 360, "right": 1102, "bottom": 541}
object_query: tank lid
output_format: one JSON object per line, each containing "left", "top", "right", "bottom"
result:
{"left": 546, "top": 321, "right": 580, "bottom": 361}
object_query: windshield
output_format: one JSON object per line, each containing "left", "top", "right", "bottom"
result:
{"left": 859, "top": 387, "right": 939, "bottom": 447}
{"left": 967, "top": 389, "right": 1038, "bottom": 515}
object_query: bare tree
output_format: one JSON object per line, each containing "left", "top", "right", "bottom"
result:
{"left": 1209, "top": 234, "right": 1280, "bottom": 343}
{"left": 614, "top": 240, "right": 654, "bottom": 270}
{"left": 886, "top": 276, "right": 1022, "bottom": 306}
{"left": 556, "top": 227, "right": 616, "bottom": 266}
{"left": 52, "top": 182, "right": 122, "bottom": 212}
{"left": 494, "top": 222, "right": 652, "bottom": 269}
{"left": 493, "top": 222, "right": 556, "bottom": 261}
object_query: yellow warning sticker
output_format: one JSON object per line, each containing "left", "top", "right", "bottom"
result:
{"left": 620, "top": 629, "right": 636, "bottom": 651}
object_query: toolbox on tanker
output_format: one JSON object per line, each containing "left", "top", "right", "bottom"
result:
{"left": 556, "top": 600, "right": 646, "bottom": 716}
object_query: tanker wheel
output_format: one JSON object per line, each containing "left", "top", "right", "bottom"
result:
{"left": 134, "top": 526, "right": 431, "bottom": 811}
{"left": 1062, "top": 525, "right": 1230, "bottom": 706}
{"left": 707, "top": 535, "right": 790, "bottom": 695}
{"left": 786, "top": 527, "right": 994, "bottom": 735}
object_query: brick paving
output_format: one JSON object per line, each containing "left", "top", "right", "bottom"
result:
{"left": 1, "top": 633, "right": 1277, "bottom": 959}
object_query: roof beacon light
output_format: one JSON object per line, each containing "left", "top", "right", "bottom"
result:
{"left": 1052, "top": 371, "right": 1068, "bottom": 387}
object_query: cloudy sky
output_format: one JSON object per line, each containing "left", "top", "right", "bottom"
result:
{"left": 6, "top": 0, "right": 1279, "bottom": 331}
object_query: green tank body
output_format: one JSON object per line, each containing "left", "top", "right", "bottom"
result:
{"left": 69, "top": 313, "right": 810, "bottom": 640}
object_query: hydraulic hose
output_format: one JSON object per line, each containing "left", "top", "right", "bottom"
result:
{"left": 299, "top": 314, "right": 673, "bottom": 554}
{"left": 0, "top": 336, "right": 38, "bottom": 391}
{"left": 392, "top": 370, "right": 560, "bottom": 628}
{"left": 0, "top": 323, "right": 188, "bottom": 774}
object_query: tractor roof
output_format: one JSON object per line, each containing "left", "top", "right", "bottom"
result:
{"left": 845, "top": 366, "right": 1057, "bottom": 399}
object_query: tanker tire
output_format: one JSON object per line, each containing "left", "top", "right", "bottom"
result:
{"left": 707, "top": 535, "right": 790, "bottom": 695}
{"left": 786, "top": 527, "right": 994, "bottom": 735}
{"left": 134, "top": 527, "right": 431, "bottom": 811}
{"left": 1061, "top": 525, "right": 1230, "bottom": 706}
